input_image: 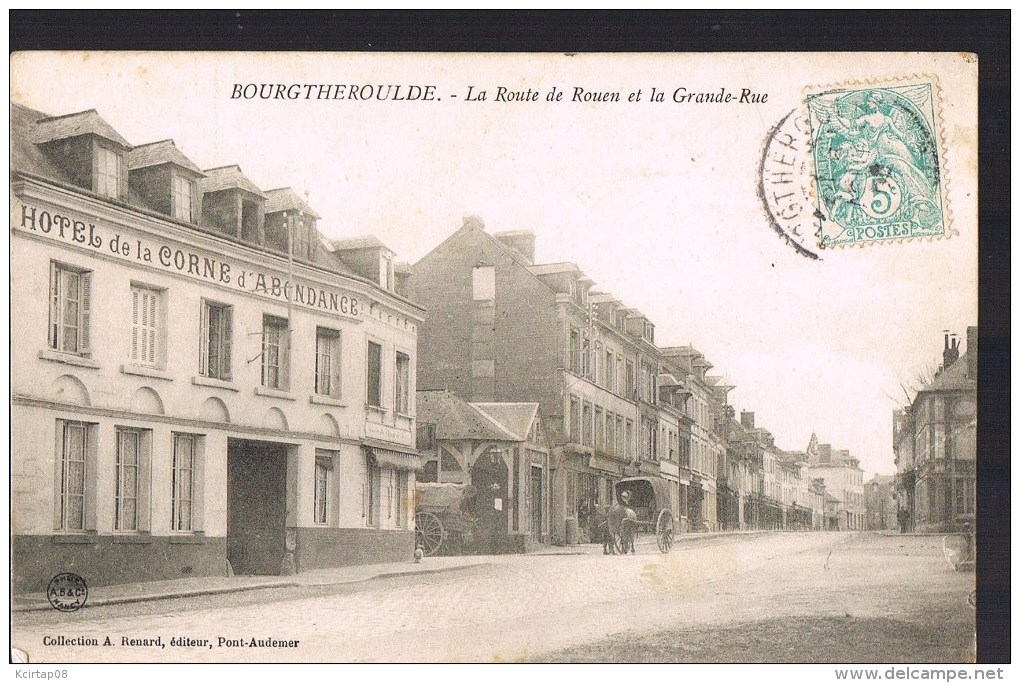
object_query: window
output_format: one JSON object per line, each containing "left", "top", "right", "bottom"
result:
{"left": 130, "top": 285, "right": 162, "bottom": 367}
{"left": 261, "top": 315, "right": 290, "bottom": 390}
{"left": 199, "top": 301, "right": 232, "bottom": 380}
{"left": 314, "top": 453, "right": 333, "bottom": 525}
{"left": 582, "top": 403, "right": 593, "bottom": 446}
{"left": 625, "top": 360, "right": 636, "bottom": 398}
{"left": 395, "top": 470, "right": 407, "bottom": 528}
{"left": 172, "top": 174, "right": 194, "bottom": 222}
{"left": 315, "top": 328, "right": 342, "bottom": 398}
{"left": 472, "top": 265, "right": 495, "bottom": 301}
{"left": 172, "top": 433, "right": 198, "bottom": 531}
{"left": 616, "top": 415, "right": 626, "bottom": 456}
{"left": 95, "top": 146, "right": 122, "bottom": 198}
{"left": 395, "top": 351, "right": 411, "bottom": 414}
{"left": 605, "top": 350, "right": 616, "bottom": 392}
{"left": 606, "top": 412, "right": 617, "bottom": 455}
{"left": 367, "top": 341, "right": 383, "bottom": 407}
{"left": 569, "top": 327, "right": 582, "bottom": 374}
{"left": 115, "top": 428, "right": 141, "bottom": 534}
{"left": 594, "top": 407, "right": 604, "bottom": 452}
{"left": 365, "top": 458, "right": 380, "bottom": 526}
{"left": 626, "top": 419, "right": 635, "bottom": 459}
{"left": 58, "top": 421, "right": 91, "bottom": 531}
{"left": 380, "top": 253, "right": 395, "bottom": 291}
{"left": 293, "top": 217, "right": 311, "bottom": 259}
{"left": 49, "top": 263, "right": 91, "bottom": 355}
{"left": 569, "top": 396, "right": 581, "bottom": 442}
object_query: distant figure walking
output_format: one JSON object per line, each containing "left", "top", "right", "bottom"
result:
{"left": 607, "top": 490, "right": 637, "bottom": 555}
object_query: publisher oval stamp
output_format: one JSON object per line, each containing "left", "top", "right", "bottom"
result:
{"left": 805, "top": 82, "right": 950, "bottom": 248}
{"left": 47, "top": 572, "right": 89, "bottom": 612}
{"left": 758, "top": 109, "right": 821, "bottom": 259}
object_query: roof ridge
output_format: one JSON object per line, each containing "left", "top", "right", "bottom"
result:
{"left": 35, "top": 108, "right": 99, "bottom": 122}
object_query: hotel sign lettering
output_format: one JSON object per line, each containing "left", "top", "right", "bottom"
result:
{"left": 16, "top": 202, "right": 361, "bottom": 318}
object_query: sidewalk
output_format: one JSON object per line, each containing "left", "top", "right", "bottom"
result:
{"left": 13, "top": 530, "right": 781, "bottom": 613}
{"left": 12, "top": 555, "right": 490, "bottom": 613}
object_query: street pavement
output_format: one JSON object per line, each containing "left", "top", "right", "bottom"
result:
{"left": 11, "top": 531, "right": 975, "bottom": 663}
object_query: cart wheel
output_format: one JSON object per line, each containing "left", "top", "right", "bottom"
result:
{"left": 656, "top": 510, "right": 675, "bottom": 553}
{"left": 415, "top": 511, "right": 444, "bottom": 556}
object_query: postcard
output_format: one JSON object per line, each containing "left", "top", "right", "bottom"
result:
{"left": 10, "top": 51, "right": 978, "bottom": 664}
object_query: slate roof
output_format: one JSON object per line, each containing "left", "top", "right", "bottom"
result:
{"left": 415, "top": 390, "right": 521, "bottom": 442}
{"left": 264, "top": 187, "right": 321, "bottom": 219}
{"left": 919, "top": 354, "right": 975, "bottom": 394}
{"left": 31, "top": 108, "right": 133, "bottom": 149}
{"left": 330, "top": 235, "right": 388, "bottom": 251}
{"left": 126, "top": 139, "right": 204, "bottom": 176}
{"left": 471, "top": 403, "right": 540, "bottom": 442}
{"left": 527, "top": 262, "right": 582, "bottom": 276}
{"left": 11, "top": 103, "right": 71, "bottom": 182}
{"left": 197, "top": 165, "right": 265, "bottom": 198}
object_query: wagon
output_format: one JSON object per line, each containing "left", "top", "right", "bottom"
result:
{"left": 612, "top": 477, "right": 676, "bottom": 553}
{"left": 413, "top": 482, "right": 478, "bottom": 557}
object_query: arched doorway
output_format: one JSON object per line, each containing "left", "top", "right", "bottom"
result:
{"left": 469, "top": 447, "right": 509, "bottom": 553}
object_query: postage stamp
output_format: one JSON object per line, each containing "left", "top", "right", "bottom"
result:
{"left": 805, "top": 81, "right": 950, "bottom": 248}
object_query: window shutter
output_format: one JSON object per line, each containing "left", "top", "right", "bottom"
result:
{"left": 333, "top": 333, "right": 342, "bottom": 398}
{"left": 130, "top": 288, "right": 139, "bottom": 361}
{"left": 198, "top": 302, "right": 209, "bottom": 374}
{"left": 79, "top": 271, "right": 92, "bottom": 354}
{"left": 147, "top": 290, "right": 157, "bottom": 364}
{"left": 221, "top": 307, "right": 232, "bottom": 380}
{"left": 49, "top": 262, "right": 59, "bottom": 349}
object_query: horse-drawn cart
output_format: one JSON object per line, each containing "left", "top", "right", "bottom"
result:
{"left": 413, "top": 482, "right": 478, "bottom": 557}
{"left": 613, "top": 477, "right": 676, "bottom": 553}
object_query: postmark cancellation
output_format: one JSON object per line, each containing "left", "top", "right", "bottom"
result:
{"left": 805, "top": 80, "right": 951, "bottom": 248}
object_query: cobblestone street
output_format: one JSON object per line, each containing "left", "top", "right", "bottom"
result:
{"left": 12, "top": 532, "right": 975, "bottom": 663}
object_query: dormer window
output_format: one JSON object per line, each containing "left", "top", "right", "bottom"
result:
{"left": 172, "top": 174, "right": 194, "bottom": 222}
{"left": 380, "top": 253, "right": 394, "bottom": 291}
{"left": 126, "top": 139, "right": 204, "bottom": 222}
{"left": 294, "top": 216, "right": 311, "bottom": 259}
{"left": 95, "top": 146, "right": 123, "bottom": 198}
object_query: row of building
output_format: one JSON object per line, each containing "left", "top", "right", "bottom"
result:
{"left": 893, "top": 330, "right": 978, "bottom": 533}
{"left": 404, "top": 218, "right": 868, "bottom": 546}
{"left": 11, "top": 101, "right": 869, "bottom": 592}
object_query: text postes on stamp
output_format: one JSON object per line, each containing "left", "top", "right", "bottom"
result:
{"left": 47, "top": 573, "right": 89, "bottom": 613}
{"left": 806, "top": 82, "right": 949, "bottom": 248}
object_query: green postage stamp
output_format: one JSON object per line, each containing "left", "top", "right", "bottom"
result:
{"left": 806, "top": 82, "right": 950, "bottom": 248}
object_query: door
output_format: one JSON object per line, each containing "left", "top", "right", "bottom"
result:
{"left": 227, "top": 439, "right": 288, "bottom": 575}
{"left": 469, "top": 448, "right": 509, "bottom": 552}
{"left": 530, "top": 466, "right": 544, "bottom": 539}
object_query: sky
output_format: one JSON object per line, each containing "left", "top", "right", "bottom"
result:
{"left": 10, "top": 52, "right": 978, "bottom": 477}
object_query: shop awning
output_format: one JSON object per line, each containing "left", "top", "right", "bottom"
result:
{"left": 363, "top": 442, "right": 423, "bottom": 471}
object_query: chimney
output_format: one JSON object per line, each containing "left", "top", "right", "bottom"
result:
{"left": 966, "top": 325, "right": 977, "bottom": 380}
{"left": 463, "top": 214, "right": 485, "bottom": 231}
{"left": 740, "top": 411, "right": 755, "bottom": 429}
{"left": 493, "top": 230, "right": 536, "bottom": 265}
{"left": 943, "top": 331, "right": 960, "bottom": 369}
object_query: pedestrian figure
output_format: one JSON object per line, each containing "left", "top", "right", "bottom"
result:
{"left": 608, "top": 490, "right": 636, "bottom": 555}
{"left": 413, "top": 541, "right": 424, "bottom": 564}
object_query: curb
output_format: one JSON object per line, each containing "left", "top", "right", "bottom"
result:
{"left": 12, "top": 580, "right": 300, "bottom": 613}
{"left": 12, "top": 561, "right": 490, "bottom": 613}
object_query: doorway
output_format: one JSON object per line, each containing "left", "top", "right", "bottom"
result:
{"left": 469, "top": 448, "right": 509, "bottom": 552}
{"left": 227, "top": 439, "right": 288, "bottom": 575}
{"left": 530, "top": 465, "right": 544, "bottom": 538}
